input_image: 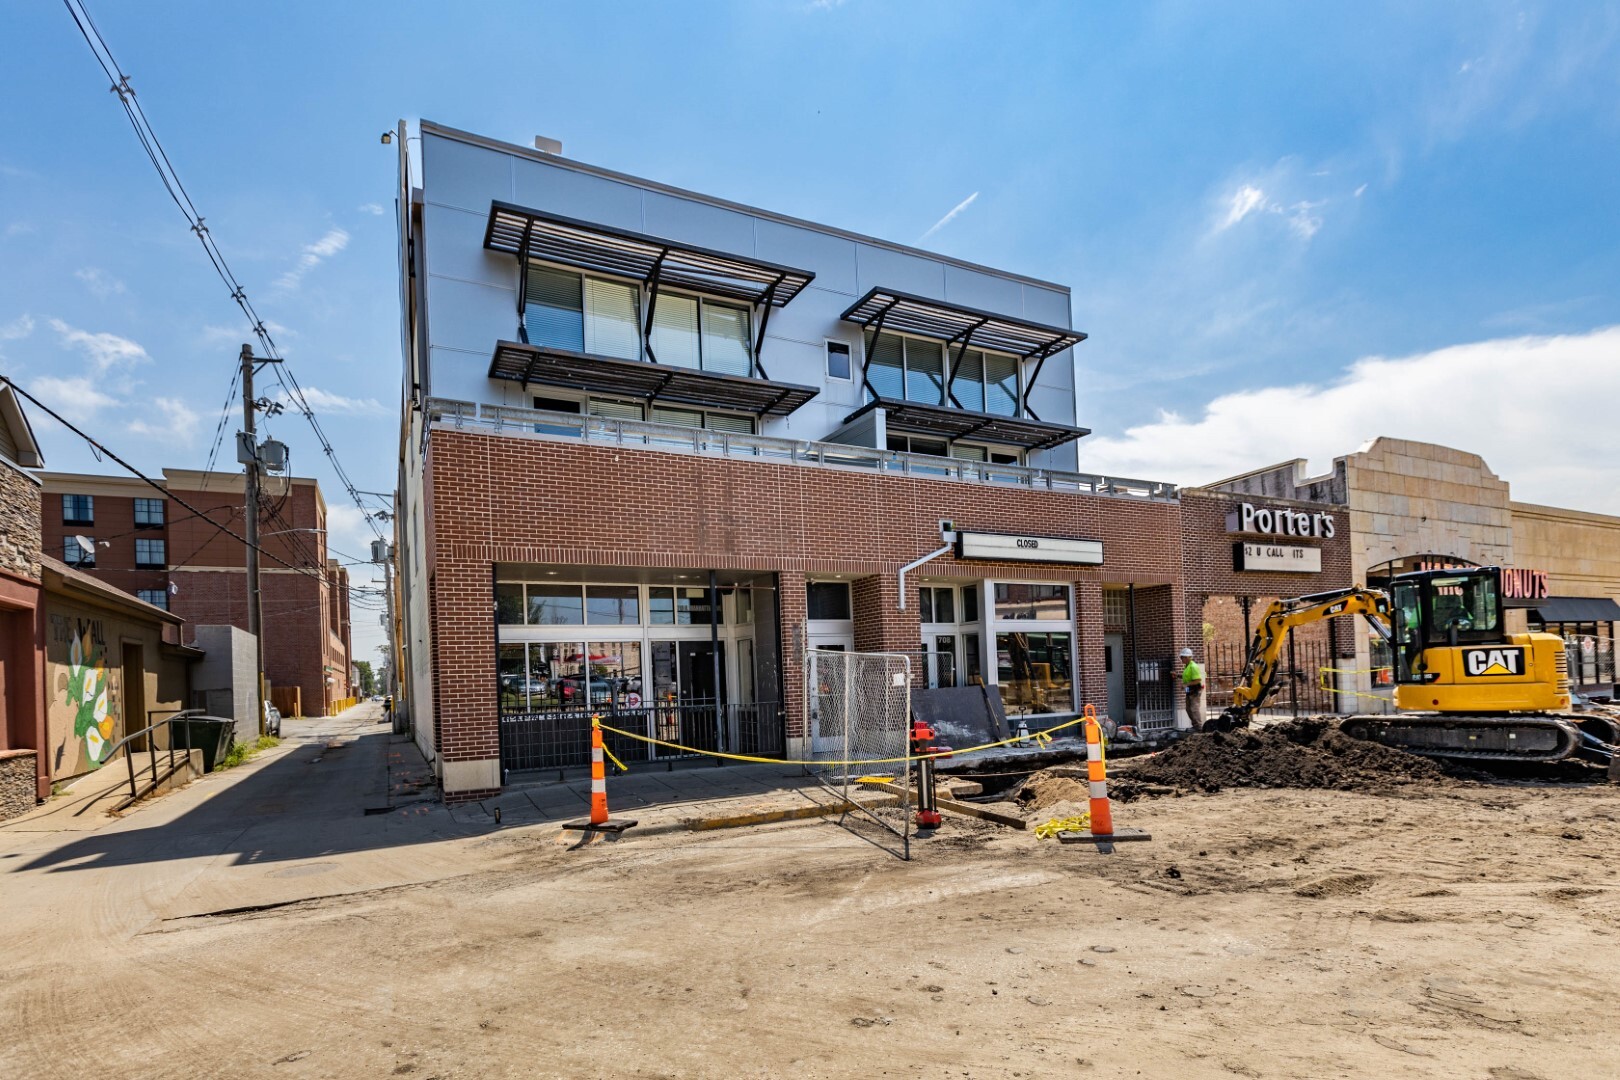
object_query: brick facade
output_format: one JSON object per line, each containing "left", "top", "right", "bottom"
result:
{"left": 37, "top": 472, "right": 353, "bottom": 716}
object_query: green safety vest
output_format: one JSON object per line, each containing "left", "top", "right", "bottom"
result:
{"left": 1181, "top": 661, "right": 1204, "bottom": 686}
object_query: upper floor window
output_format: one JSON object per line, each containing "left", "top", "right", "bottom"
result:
{"left": 137, "top": 588, "right": 168, "bottom": 611}
{"left": 651, "top": 291, "right": 753, "bottom": 377}
{"left": 870, "top": 332, "right": 944, "bottom": 405}
{"left": 947, "top": 349, "right": 1019, "bottom": 416}
{"left": 825, "top": 340, "right": 852, "bottom": 381}
{"left": 652, "top": 406, "right": 756, "bottom": 435}
{"left": 525, "top": 266, "right": 641, "bottom": 361}
{"left": 135, "top": 538, "right": 166, "bottom": 569}
{"left": 63, "top": 494, "right": 93, "bottom": 525}
{"left": 134, "top": 497, "right": 165, "bottom": 527}
{"left": 65, "top": 536, "right": 95, "bottom": 567}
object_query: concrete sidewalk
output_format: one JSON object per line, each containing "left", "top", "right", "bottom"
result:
{"left": 448, "top": 761, "right": 834, "bottom": 828}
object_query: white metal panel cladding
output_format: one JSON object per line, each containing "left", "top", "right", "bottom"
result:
{"left": 954, "top": 531, "right": 1103, "bottom": 565}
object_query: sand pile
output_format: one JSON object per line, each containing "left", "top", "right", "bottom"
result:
{"left": 1015, "top": 718, "right": 1458, "bottom": 805}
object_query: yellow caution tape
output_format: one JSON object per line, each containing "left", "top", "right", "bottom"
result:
{"left": 601, "top": 743, "right": 629, "bottom": 774}
{"left": 592, "top": 714, "right": 1089, "bottom": 768}
{"left": 1034, "top": 813, "right": 1091, "bottom": 840}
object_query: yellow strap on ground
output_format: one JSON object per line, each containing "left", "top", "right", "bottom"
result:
{"left": 592, "top": 714, "right": 1088, "bottom": 768}
{"left": 1034, "top": 813, "right": 1090, "bottom": 839}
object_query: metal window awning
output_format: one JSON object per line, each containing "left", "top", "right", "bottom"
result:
{"left": 1530, "top": 597, "right": 1620, "bottom": 624}
{"left": 490, "top": 341, "right": 819, "bottom": 419}
{"left": 848, "top": 398, "right": 1090, "bottom": 452}
{"left": 840, "top": 287, "right": 1086, "bottom": 362}
{"left": 485, "top": 201, "right": 815, "bottom": 307}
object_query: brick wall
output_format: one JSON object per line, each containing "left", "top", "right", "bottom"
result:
{"left": 1, "top": 464, "right": 41, "bottom": 581}
{"left": 424, "top": 428, "right": 1187, "bottom": 775}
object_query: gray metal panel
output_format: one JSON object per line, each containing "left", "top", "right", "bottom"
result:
{"left": 854, "top": 243, "right": 946, "bottom": 298}
{"left": 1021, "top": 283, "right": 1071, "bottom": 326}
{"left": 422, "top": 132, "right": 514, "bottom": 214}
{"left": 945, "top": 264, "right": 1024, "bottom": 315}
{"left": 425, "top": 276, "right": 518, "bottom": 357}
{"left": 642, "top": 191, "right": 757, "bottom": 255}
{"left": 756, "top": 219, "right": 860, "bottom": 297}
{"left": 428, "top": 345, "right": 504, "bottom": 404}
{"left": 421, "top": 203, "right": 511, "bottom": 288}
{"left": 513, "top": 157, "right": 645, "bottom": 232}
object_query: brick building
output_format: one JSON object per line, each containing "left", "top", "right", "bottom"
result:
{"left": 36, "top": 469, "right": 353, "bottom": 717}
{"left": 1213, "top": 437, "right": 1620, "bottom": 705}
{"left": 392, "top": 122, "right": 1352, "bottom": 801}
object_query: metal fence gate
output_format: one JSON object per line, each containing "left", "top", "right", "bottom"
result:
{"left": 805, "top": 648, "right": 912, "bottom": 859}
{"left": 1207, "top": 640, "right": 1337, "bottom": 717}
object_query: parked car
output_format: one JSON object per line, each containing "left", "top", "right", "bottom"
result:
{"left": 263, "top": 702, "right": 283, "bottom": 738}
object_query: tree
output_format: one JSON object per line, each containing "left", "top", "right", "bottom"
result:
{"left": 355, "top": 659, "right": 376, "bottom": 697}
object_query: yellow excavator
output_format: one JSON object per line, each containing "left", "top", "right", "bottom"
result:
{"left": 1210, "top": 566, "right": 1619, "bottom": 776}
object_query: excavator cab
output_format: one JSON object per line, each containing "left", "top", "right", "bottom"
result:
{"left": 1386, "top": 567, "right": 1505, "bottom": 684}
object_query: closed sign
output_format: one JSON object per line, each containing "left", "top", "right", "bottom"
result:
{"left": 1463, "top": 647, "right": 1525, "bottom": 677}
{"left": 955, "top": 531, "right": 1103, "bottom": 566}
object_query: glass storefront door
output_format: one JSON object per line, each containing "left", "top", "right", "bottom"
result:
{"left": 925, "top": 634, "right": 958, "bottom": 688}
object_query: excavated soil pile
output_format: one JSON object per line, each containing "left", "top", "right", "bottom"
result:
{"left": 1023, "top": 718, "right": 1459, "bottom": 803}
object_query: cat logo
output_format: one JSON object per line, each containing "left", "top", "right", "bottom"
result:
{"left": 1463, "top": 647, "right": 1525, "bottom": 677}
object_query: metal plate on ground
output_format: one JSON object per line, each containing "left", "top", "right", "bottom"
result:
{"left": 1057, "top": 827, "right": 1152, "bottom": 845}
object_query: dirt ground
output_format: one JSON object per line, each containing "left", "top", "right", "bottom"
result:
{"left": 5, "top": 786, "right": 1618, "bottom": 1078}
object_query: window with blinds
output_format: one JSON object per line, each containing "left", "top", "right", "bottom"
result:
{"left": 584, "top": 279, "right": 641, "bottom": 360}
{"left": 525, "top": 267, "right": 585, "bottom": 352}
{"left": 589, "top": 399, "right": 644, "bottom": 422}
{"left": 953, "top": 350, "right": 986, "bottom": 411}
{"left": 904, "top": 338, "right": 945, "bottom": 405}
{"left": 652, "top": 406, "right": 755, "bottom": 434}
{"left": 950, "top": 444, "right": 987, "bottom": 462}
{"left": 651, "top": 294, "right": 701, "bottom": 369}
{"left": 869, "top": 333, "right": 905, "bottom": 399}
{"left": 985, "top": 353, "right": 1020, "bottom": 416}
{"left": 700, "top": 302, "right": 752, "bottom": 376}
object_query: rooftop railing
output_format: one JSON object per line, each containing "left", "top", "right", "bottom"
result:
{"left": 425, "top": 397, "right": 1179, "bottom": 502}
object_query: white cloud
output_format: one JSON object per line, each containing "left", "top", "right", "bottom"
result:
{"left": 27, "top": 375, "right": 119, "bottom": 423}
{"left": 1286, "top": 201, "right": 1325, "bottom": 240}
{"left": 1220, "top": 185, "right": 1268, "bottom": 230}
{"left": 1353, "top": 183, "right": 1368, "bottom": 198}
{"left": 276, "top": 386, "right": 388, "bottom": 416}
{"left": 919, "top": 192, "right": 980, "bottom": 243}
{"left": 74, "top": 267, "right": 127, "bottom": 299}
{"left": 1078, "top": 325, "right": 1620, "bottom": 514}
{"left": 359, "top": 202, "right": 385, "bottom": 216}
{"left": 274, "top": 227, "right": 350, "bottom": 292}
{"left": 48, "top": 318, "right": 149, "bottom": 372}
{"left": 0, "top": 314, "right": 34, "bottom": 341}
{"left": 128, "top": 396, "right": 201, "bottom": 446}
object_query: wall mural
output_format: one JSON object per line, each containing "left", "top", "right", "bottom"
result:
{"left": 51, "top": 615, "right": 115, "bottom": 769}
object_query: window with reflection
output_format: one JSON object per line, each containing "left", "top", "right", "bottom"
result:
{"left": 586, "top": 585, "right": 639, "bottom": 625}
{"left": 993, "top": 582, "right": 1071, "bottom": 621}
{"left": 808, "top": 581, "right": 852, "bottom": 621}
{"left": 527, "top": 584, "right": 584, "bottom": 625}
{"left": 496, "top": 583, "right": 526, "bottom": 625}
{"left": 995, "top": 632, "right": 1073, "bottom": 715}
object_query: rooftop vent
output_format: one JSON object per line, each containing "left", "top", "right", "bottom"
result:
{"left": 534, "top": 135, "right": 562, "bottom": 155}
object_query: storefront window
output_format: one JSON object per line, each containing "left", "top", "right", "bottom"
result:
{"left": 648, "top": 586, "right": 722, "bottom": 625}
{"left": 586, "top": 585, "right": 639, "bottom": 625}
{"left": 496, "top": 584, "right": 526, "bottom": 625}
{"left": 993, "top": 583, "right": 1070, "bottom": 621}
{"left": 498, "top": 644, "right": 528, "bottom": 712}
{"left": 964, "top": 632, "right": 982, "bottom": 684}
{"left": 961, "top": 586, "right": 979, "bottom": 623}
{"left": 527, "top": 584, "right": 584, "bottom": 625}
{"left": 564, "top": 641, "right": 641, "bottom": 707}
{"left": 808, "top": 582, "right": 852, "bottom": 621}
{"left": 995, "top": 632, "right": 1073, "bottom": 715}
{"left": 919, "top": 586, "right": 956, "bottom": 625}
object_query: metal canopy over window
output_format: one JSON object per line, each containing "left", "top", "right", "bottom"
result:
{"left": 845, "top": 398, "right": 1090, "bottom": 452}
{"left": 840, "top": 287, "right": 1087, "bottom": 421}
{"left": 1530, "top": 597, "right": 1620, "bottom": 623}
{"left": 485, "top": 201, "right": 815, "bottom": 308}
{"left": 490, "top": 341, "right": 819, "bottom": 419}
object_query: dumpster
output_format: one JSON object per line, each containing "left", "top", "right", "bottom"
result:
{"left": 169, "top": 717, "right": 235, "bottom": 773}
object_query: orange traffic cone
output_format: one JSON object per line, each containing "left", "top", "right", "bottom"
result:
{"left": 1058, "top": 704, "right": 1151, "bottom": 853}
{"left": 562, "top": 716, "right": 638, "bottom": 836}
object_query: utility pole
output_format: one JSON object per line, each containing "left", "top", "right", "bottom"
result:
{"left": 239, "top": 344, "right": 282, "bottom": 735}
{"left": 372, "top": 535, "right": 399, "bottom": 727}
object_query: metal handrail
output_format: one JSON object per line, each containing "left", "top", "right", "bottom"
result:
{"left": 96, "top": 709, "right": 238, "bottom": 803}
{"left": 425, "top": 397, "right": 1180, "bottom": 502}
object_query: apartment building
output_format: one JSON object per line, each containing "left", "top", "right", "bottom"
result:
{"left": 392, "top": 122, "right": 1352, "bottom": 801}
{"left": 36, "top": 469, "right": 354, "bottom": 716}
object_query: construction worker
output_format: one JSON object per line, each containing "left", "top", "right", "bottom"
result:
{"left": 1180, "top": 647, "right": 1206, "bottom": 730}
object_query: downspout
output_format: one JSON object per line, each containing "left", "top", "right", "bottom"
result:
{"left": 899, "top": 538, "right": 954, "bottom": 611}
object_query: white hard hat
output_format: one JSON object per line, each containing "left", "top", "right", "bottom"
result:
{"left": 1179, "top": 648, "right": 1193, "bottom": 658}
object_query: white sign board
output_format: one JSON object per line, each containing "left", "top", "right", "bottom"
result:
{"left": 1234, "top": 541, "right": 1322, "bottom": 573}
{"left": 955, "top": 531, "right": 1104, "bottom": 566}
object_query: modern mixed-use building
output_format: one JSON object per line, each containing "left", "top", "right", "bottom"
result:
{"left": 392, "top": 121, "right": 1358, "bottom": 802}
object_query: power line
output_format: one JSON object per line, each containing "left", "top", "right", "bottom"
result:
{"left": 59, "top": 0, "right": 386, "bottom": 541}
{"left": 2, "top": 376, "right": 326, "bottom": 583}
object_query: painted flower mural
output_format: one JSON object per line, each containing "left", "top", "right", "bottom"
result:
{"left": 65, "top": 628, "right": 114, "bottom": 767}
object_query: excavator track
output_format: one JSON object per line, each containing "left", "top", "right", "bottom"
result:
{"left": 1340, "top": 713, "right": 1585, "bottom": 763}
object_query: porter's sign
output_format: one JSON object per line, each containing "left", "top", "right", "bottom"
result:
{"left": 1234, "top": 541, "right": 1323, "bottom": 573}
{"left": 1227, "top": 502, "right": 1337, "bottom": 539}
{"left": 955, "top": 531, "right": 1103, "bottom": 566}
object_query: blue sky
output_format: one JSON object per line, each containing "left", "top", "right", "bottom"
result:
{"left": 4, "top": 2, "right": 1620, "bottom": 657}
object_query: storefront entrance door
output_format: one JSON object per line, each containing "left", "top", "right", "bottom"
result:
{"left": 1105, "top": 633, "right": 1125, "bottom": 720}
{"left": 925, "top": 634, "right": 958, "bottom": 689}
{"left": 808, "top": 647, "right": 847, "bottom": 755}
